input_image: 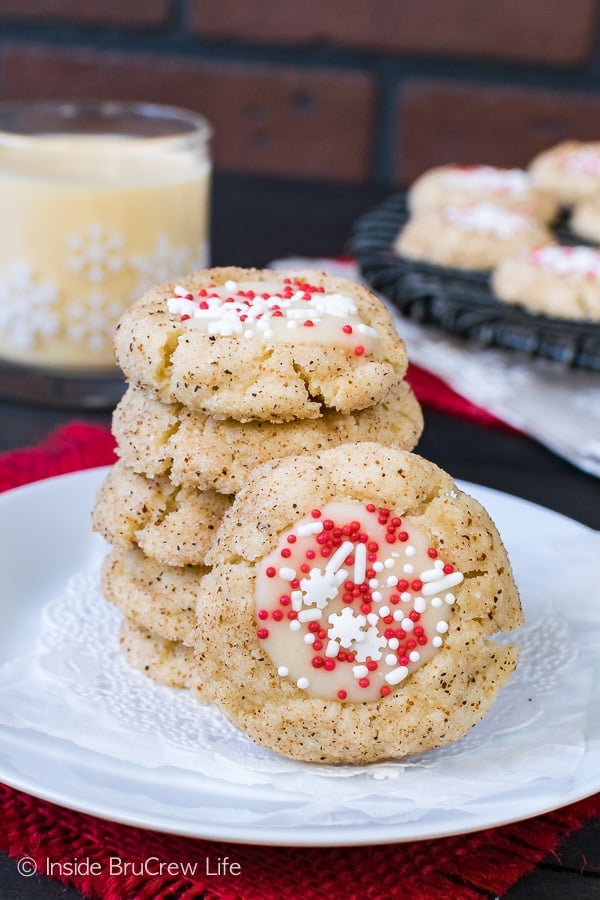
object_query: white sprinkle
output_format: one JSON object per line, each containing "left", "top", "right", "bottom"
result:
{"left": 386, "top": 575, "right": 398, "bottom": 587}
{"left": 353, "top": 665, "right": 369, "bottom": 679}
{"left": 291, "top": 591, "right": 303, "bottom": 611}
{"left": 277, "top": 665, "right": 288, "bottom": 676}
{"left": 436, "top": 620, "right": 449, "bottom": 633}
{"left": 388, "top": 637, "right": 400, "bottom": 650}
{"left": 224, "top": 280, "right": 237, "bottom": 289}
{"left": 379, "top": 605, "right": 390, "bottom": 617}
{"left": 373, "top": 562, "right": 384, "bottom": 572}
{"left": 335, "top": 569, "right": 348, "bottom": 585}
{"left": 400, "top": 592, "right": 412, "bottom": 603}
{"left": 372, "top": 591, "right": 383, "bottom": 602}
{"left": 263, "top": 328, "right": 274, "bottom": 339}
{"left": 385, "top": 666, "right": 409, "bottom": 685}
{"left": 413, "top": 597, "right": 426, "bottom": 613}
{"left": 403, "top": 618, "right": 414, "bottom": 632}
{"left": 297, "top": 677, "right": 309, "bottom": 689}
{"left": 304, "top": 633, "right": 316, "bottom": 644}
{"left": 432, "top": 635, "right": 443, "bottom": 648}
{"left": 405, "top": 545, "right": 416, "bottom": 557}
{"left": 279, "top": 566, "right": 296, "bottom": 581}
{"left": 445, "top": 593, "right": 456, "bottom": 605}
{"left": 384, "top": 558, "right": 395, "bottom": 569}
{"left": 244, "top": 329, "right": 255, "bottom": 338}
{"left": 403, "top": 564, "right": 414, "bottom": 574}
{"left": 325, "top": 540, "right": 354, "bottom": 574}
{"left": 356, "top": 323, "right": 378, "bottom": 338}
{"left": 298, "top": 608, "right": 322, "bottom": 623}
{"left": 393, "top": 610, "right": 405, "bottom": 622}
{"left": 368, "top": 578, "right": 380, "bottom": 589}
{"left": 409, "top": 650, "right": 421, "bottom": 663}
{"left": 367, "top": 612, "right": 379, "bottom": 626}
{"left": 297, "top": 521, "right": 324, "bottom": 537}
{"left": 422, "top": 571, "right": 464, "bottom": 595}
{"left": 290, "top": 620, "right": 302, "bottom": 632}
{"left": 420, "top": 567, "right": 444, "bottom": 583}
{"left": 431, "top": 596, "right": 443, "bottom": 608}
{"left": 326, "top": 639, "right": 340, "bottom": 658}
{"left": 385, "top": 653, "right": 397, "bottom": 666}
{"left": 354, "top": 542, "right": 367, "bottom": 585}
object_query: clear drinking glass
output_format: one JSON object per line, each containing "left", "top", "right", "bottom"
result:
{"left": 0, "top": 100, "right": 212, "bottom": 407}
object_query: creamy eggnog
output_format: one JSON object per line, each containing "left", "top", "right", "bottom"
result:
{"left": 0, "top": 106, "right": 211, "bottom": 370}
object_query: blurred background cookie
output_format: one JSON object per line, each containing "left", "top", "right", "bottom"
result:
{"left": 394, "top": 203, "right": 552, "bottom": 271}
{"left": 570, "top": 195, "right": 600, "bottom": 243}
{"left": 530, "top": 140, "right": 600, "bottom": 206}
{"left": 492, "top": 245, "right": 600, "bottom": 321}
{"left": 409, "top": 164, "right": 557, "bottom": 223}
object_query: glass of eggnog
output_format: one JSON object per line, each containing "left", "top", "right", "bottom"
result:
{"left": 0, "top": 100, "right": 211, "bottom": 405}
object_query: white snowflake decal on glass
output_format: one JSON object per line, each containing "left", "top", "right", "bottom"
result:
{"left": 66, "top": 290, "right": 123, "bottom": 350}
{"left": 66, "top": 224, "right": 124, "bottom": 284}
{"left": 130, "top": 233, "right": 206, "bottom": 298}
{"left": 0, "top": 262, "right": 59, "bottom": 349}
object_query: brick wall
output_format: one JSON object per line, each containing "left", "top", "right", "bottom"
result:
{"left": 1, "top": 0, "right": 599, "bottom": 187}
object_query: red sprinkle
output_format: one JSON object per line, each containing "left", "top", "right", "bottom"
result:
{"left": 354, "top": 345, "right": 365, "bottom": 356}
{"left": 342, "top": 324, "right": 353, "bottom": 334}
{"left": 337, "top": 690, "right": 347, "bottom": 701}
{"left": 266, "top": 566, "right": 276, "bottom": 578}
{"left": 358, "top": 677, "right": 370, "bottom": 688}
{"left": 280, "top": 548, "right": 291, "bottom": 558}
{"left": 256, "top": 628, "right": 269, "bottom": 640}
{"left": 311, "top": 509, "right": 322, "bottom": 518}
{"left": 257, "top": 609, "right": 268, "bottom": 620}
{"left": 443, "top": 564, "right": 455, "bottom": 574}
{"left": 380, "top": 686, "right": 391, "bottom": 697}
{"left": 427, "top": 547, "right": 438, "bottom": 558}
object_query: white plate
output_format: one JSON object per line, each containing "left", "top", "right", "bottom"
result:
{"left": 0, "top": 467, "right": 599, "bottom": 847}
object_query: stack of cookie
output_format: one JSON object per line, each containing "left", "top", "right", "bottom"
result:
{"left": 92, "top": 266, "right": 424, "bottom": 695}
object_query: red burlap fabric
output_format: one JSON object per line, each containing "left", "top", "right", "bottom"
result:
{"left": 1, "top": 422, "right": 598, "bottom": 900}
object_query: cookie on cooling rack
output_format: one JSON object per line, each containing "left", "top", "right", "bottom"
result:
{"left": 93, "top": 461, "right": 231, "bottom": 566}
{"left": 114, "top": 267, "right": 408, "bottom": 423}
{"left": 394, "top": 203, "right": 553, "bottom": 271}
{"left": 529, "top": 141, "right": 600, "bottom": 206}
{"left": 408, "top": 164, "right": 557, "bottom": 223}
{"left": 570, "top": 195, "right": 600, "bottom": 244}
{"left": 190, "top": 443, "right": 523, "bottom": 764}
{"left": 492, "top": 244, "right": 600, "bottom": 321}
{"left": 112, "top": 380, "right": 423, "bottom": 494}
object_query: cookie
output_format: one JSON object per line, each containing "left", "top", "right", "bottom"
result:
{"left": 191, "top": 443, "right": 523, "bottom": 764}
{"left": 113, "top": 380, "right": 424, "bottom": 494}
{"left": 93, "top": 461, "right": 231, "bottom": 566}
{"left": 492, "top": 245, "right": 600, "bottom": 321}
{"left": 119, "top": 618, "right": 197, "bottom": 691}
{"left": 530, "top": 141, "right": 600, "bottom": 205}
{"left": 101, "top": 548, "right": 206, "bottom": 643}
{"left": 394, "top": 203, "right": 552, "bottom": 271}
{"left": 114, "top": 267, "right": 408, "bottom": 422}
{"left": 570, "top": 195, "right": 600, "bottom": 244}
{"left": 408, "top": 164, "right": 557, "bottom": 223}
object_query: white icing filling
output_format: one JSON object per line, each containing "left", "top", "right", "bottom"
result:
{"left": 530, "top": 245, "right": 600, "bottom": 280}
{"left": 255, "top": 502, "right": 465, "bottom": 703}
{"left": 444, "top": 203, "right": 532, "bottom": 238}
{"left": 444, "top": 166, "right": 530, "bottom": 196}
{"left": 166, "top": 277, "right": 379, "bottom": 352}
{"left": 563, "top": 148, "right": 600, "bottom": 177}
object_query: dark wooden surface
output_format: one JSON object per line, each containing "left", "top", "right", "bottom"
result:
{"left": 0, "top": 174, "right": 599, "bottom": 899}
